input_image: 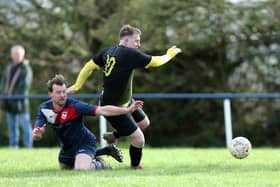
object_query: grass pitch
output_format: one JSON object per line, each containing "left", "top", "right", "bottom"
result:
{"left": 0, "top": 146, "right": 279, "bottom": 187}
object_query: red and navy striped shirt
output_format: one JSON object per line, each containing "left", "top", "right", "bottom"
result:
{"left": 34, "top": 98, "right": 98, "bottom": 148}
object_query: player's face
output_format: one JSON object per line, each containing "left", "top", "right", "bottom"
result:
{"left": 126, "top": 33, "right": 141, "bottom": 49}
{"left": 49, "top": 84, "right": 67, "bottom": 107}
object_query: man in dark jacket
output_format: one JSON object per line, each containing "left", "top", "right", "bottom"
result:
{"left": 0, "top": 45, "right": 33, "bottom": 148}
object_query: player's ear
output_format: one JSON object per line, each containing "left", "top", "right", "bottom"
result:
{"left": 123, "top": 36, "right": 129, "bottom": 43}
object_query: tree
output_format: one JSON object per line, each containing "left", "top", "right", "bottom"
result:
{"left": 1, "top": 0, "right": 280, "bottom": 146}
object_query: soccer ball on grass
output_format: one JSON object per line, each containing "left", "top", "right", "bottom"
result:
{"left": 228, "top": 136, "right": 252, "bottom": 159}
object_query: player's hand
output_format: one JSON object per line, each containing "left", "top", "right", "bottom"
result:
{"left": 167, "top": 46, "right": 182, "bottom": 57}
{"left": 128, "top": 100, "right": 144, "bottom": 112}
{"left": 32, "top": 125, "right": 46, "bottom": 140}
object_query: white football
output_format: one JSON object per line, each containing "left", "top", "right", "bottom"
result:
{"left": 228, "top": 136, "right": 252, "bottom": 159}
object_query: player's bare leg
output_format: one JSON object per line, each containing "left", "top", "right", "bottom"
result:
{"left": 74, "top": 153, "right": 94, "bottom": 170}
{"left": 103, "top": 115, "right": 150, "bottom": 144}
{"left": 130, "top": 128, "right": 145, "bottom": 147}
{"left": 137, "top": 116, "right": 150, "bottom": 130}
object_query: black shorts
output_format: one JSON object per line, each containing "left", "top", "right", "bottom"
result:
{"left": 105, "top": 107, "right": 147, "bottom": 137}
{"left": 58, "top": 143, "right": 96, "bottom": 167}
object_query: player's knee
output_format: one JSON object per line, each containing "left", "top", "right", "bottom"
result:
{"left": 133, "top": 137, "right": 145, "bottom": 148}
{"left": 74, "top": 153, "right": 93, "bottom": 170}
{"left": 136, "top": 136, "right": 145, "bottom": 147}
{"left": 130, "top": 129, "right": 145, "bottom": 147}
{"left": 138, "top": 117, "right": 150, "bottom": 130}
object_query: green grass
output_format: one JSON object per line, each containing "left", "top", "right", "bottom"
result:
{"left": 0, "top": 147, "right": 279, "bottom": 187}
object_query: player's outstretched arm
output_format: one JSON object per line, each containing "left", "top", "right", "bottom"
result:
{"left": 67, "top": 59, "right": 100, "bottom": 93}
{"left": 145, "top": 46, "right": 182, "bottom": 68}
{"left": 32, "top": 125, "right": 46, "bottom": 141}
{"left": 96, "top": 100, "right": 144, "bottom": 116}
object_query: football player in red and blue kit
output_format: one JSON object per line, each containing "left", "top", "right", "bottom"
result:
{"left": 32, "top": 74, "right": 144, "bottom": 170}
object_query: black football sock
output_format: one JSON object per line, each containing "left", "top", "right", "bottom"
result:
{"left": 129, "top": 144, "right": 142, "bottom": 167}
{"left": 113, "top": 131, "right": 120, "bottom": 138}
{"left": 95, "top": 147, "right": 109, "bottom": 156}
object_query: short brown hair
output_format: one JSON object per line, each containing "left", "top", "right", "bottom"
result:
{"left": 119, "top": 24, "right": 141, "bottom": 39}
{"left": 47, "top": 74, "right": 67, "bottom": 92}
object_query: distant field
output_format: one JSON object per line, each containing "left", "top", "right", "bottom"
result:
{"left": 0, "top": 147, "right": 279, "bottom": 187}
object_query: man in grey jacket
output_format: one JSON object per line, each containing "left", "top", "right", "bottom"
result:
{"left": 0, "top": 45, "right": 33, "bottom": 148}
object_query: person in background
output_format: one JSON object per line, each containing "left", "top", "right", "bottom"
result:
{"left": 0, "top": 45, "right": 33, "bottom": 148}
{"left": 33, "top": 74, "right": 144, "bottom": 170}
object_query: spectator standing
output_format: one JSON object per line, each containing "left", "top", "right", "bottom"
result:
{"left": 0, "top": 45, "right": 33, "bottom": 148}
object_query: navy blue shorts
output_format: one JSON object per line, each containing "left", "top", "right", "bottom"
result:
{"left": 58, "top": 144, "right": 96, "bottom": 167}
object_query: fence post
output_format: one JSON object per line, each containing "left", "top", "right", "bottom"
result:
{"left": 99, "top": 115, "right": 107, "bottom": 147}
{"left": 223, "top": 98, "right": 233, "bottom": 147}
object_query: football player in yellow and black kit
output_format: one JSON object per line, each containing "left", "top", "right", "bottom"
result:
{"left": 68, "top": 24, "right": 181, "bottom": 169}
